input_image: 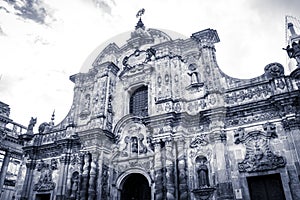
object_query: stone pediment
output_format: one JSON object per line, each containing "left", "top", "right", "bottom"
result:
{"left": 93, "top": 43, "right": 121, "bottom": 67}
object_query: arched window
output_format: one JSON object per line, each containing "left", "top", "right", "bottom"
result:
{"left": 130, "top": 86, "right": 148, "bottom": 117}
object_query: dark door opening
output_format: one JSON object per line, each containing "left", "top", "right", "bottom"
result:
{"left": 121, "top": 173, "right": 151, "bottom": 200}
{"left": 35, "top": 193, "right": 51, "bottom": 200}
{"left": 247, "top": 173, "right": 286, "bottom": 200}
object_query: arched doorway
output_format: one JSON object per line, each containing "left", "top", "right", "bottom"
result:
{"left": 121, "top": 173, "right": 151, "bottom": 200}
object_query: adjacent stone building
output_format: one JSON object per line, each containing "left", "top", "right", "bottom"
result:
{"left": 0, "top": 101, "right": 27, "bottom": 199}
{"left": 2, "top": 16, "right": 300, "bottom": 200}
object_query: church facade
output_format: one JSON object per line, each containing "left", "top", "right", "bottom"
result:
{"left": 2, "top": 17, "right": 300, "bottom": 200}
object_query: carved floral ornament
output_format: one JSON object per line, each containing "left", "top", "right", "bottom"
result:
{"left": 234, "top": 122, "right": 286, "bottom": 173}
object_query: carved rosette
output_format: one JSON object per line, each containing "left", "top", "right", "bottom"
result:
{"left": 234, "top": 122, "right": 286, "bottom": 172}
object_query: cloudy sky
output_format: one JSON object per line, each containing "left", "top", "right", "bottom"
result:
{"left": 0, "top": 0, "right": 299, "bottom": 127}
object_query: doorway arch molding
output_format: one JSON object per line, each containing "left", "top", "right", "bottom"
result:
{"left": 116, "top": 168, "right": 152, "bottom": 190}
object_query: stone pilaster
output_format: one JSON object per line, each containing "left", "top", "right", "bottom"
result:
{"left": 165, "top": 139, "right": 175, "bottom": 200}
{"left": 176, "top": 139, "right": 188, "bottom": 200}
{"left": 56, "top": 153, "right": 71, "bottom": 200}
{"left": 214, "top": 134, "right": 233, "bottom": 200}
{"left": 210, "top": 110, "right": 233, "bottom": 200}
{"left": 0, "top": 150, "right": 10, "bottom": 198}
{"left": 154, "top": 141, "right": 164, "bottom": 200}
{"left": 281, "top": 118, "right": 300, "bottom": 199}
{"left": 20, "top": 159, "right": 36, "bottom": 200}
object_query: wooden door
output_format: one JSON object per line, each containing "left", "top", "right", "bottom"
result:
{"left": 247, "top": 174, "right": 286, "bottom": 200}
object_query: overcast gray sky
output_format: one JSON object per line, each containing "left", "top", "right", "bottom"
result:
{"left": 0, "top": 0, "right": 299, "bottom": 128}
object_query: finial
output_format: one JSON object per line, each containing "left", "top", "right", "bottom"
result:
{"left": 50, "top": 110, "right": 55, "bottom": 125}
{"left": 135, "top": 8, "right": 145, "bottom": 30}
{"left": 136, "top": 8, "right": 145, "bottom": 19}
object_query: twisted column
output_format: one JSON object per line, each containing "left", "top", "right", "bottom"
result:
{"left": 165, "top": 139, "right": 175, "bottom": 200}
{"left": 56, "top": 153, "right": 71, "bottom": 200}
{"left": 88, "top": 154, "right": 98, "bottom": 200}
{"left": 154, "top": 141, "right": 163, "bottom": 200}
{"left": 177, "top": 139, "right": 188, "bottom": 199}
{"left": 80, "top": 152, "right": 91, "bottom": 200}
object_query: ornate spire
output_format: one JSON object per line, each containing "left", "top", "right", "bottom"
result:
{"left": 50, "top": 110, "right": 55, "bottom": 126}
{"left": 135, "top": 8, "right": 145, "bottom": 30}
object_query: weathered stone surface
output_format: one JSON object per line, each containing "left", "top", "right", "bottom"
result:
{"left": 2, "top": 17, "right": 300, "bottom": 200}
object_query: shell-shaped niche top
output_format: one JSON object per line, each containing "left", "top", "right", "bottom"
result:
{"left": 80, "top": 23, "right": 187, "bottom": 73}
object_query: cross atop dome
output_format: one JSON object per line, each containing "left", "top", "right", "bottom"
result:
{"left": 135, "top": 8, "right": 145, "bottom": 30}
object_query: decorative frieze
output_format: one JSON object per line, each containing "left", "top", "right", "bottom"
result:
{"left": 225, "top": 83, "right": 272, "bottom": 105}
{"left": 226, "top": 110, "right": 279, "bottom": 127}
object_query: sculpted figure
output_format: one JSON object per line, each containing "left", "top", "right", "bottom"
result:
{"left": 138, "top": 134, "right": 147, "bottom": 154}
{"left": 196, "top": 156, "right": 210, "bottom": 188}
{"left": 27, "top": 117, "right": 37, "bottom": 132}
{"left": 131, "top": 137, "right": 138, "bottom": 153}
{"left": 283, "top": 40, "right": 300, "bottom": 66}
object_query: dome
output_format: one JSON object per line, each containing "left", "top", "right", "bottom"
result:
{"left": 80, "top": 28, "right": 188, "bottom": 73}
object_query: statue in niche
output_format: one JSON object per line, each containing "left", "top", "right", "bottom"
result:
{"left": 146, "top": 136, "right": 154, "bottom": 152}
{"left": 187, "top": 63, "right": 204, "bottom": 89}
{"left": 80, "top": 94, "right": 91, "bottom": 119}
{"left": 131, "top": 137, "right": 138, "bottom": 153}
{"left": 188, "top": 72, "right": 200, "bottom": 85}
{"left": 121, "top": 136, "right": 130, "bottom": 157}
{"left": 195, "top": 156, "right": 210, "bottom": 188}
{"left": 82, "top": 153, "right": 91, "bottom": 175}
{"left": 138, "top": 133, "right": 147, "bottom": 154}
{"left": 70, "top": 171, "right": 79, "bottom": 199}
{"left": 84, "top": 94, "right": 91, "bottom": 110}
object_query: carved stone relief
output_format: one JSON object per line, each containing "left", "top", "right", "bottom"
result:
{"left": 80, "top": 94, "right": 91, "bottom": 120}
{"left": 190, "top": 134, "right": 209, "bottom": 148}
{"left": 264, "top": 62, "right": 284, "bottom": 78}
{"left": 225, "top": 84, "right": 272, "bottom": 105}
{"left": 234, "top": 122, "right": 286, "bottom": 172}
{"left": 33, "top": 159, "right": 58, "bottom": 192}
{"left": 118, "top": 123, "right": 151, "bottom": 158}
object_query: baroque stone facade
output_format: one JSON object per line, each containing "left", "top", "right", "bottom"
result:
{"left": 2, "top": 16, "right": 300, "bottom": 200}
